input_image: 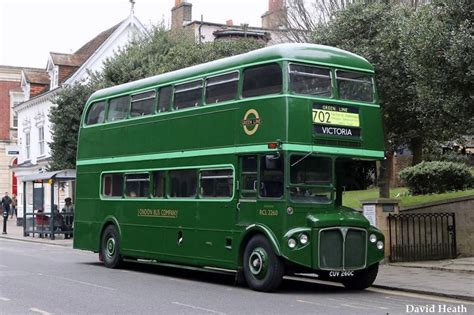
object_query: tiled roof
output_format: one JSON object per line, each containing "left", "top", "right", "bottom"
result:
{"left": 23, "top": 69, "right": 49, "bottom": 84}
{"left": 50, "top": 52, "right": 87, "bottom": 67}
{"left": 74, "top": 21, "right": 123, "bottom": 59}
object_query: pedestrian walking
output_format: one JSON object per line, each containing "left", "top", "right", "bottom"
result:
{"left": 1, "top": 192, "right": 12, "bottom": 234}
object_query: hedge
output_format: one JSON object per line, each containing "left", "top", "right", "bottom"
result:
{"left": 399, "top": 161, "right": 473, "bottom": 195}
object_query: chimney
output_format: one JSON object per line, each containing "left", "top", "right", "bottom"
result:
{"left": 261, "top": 0, "right": 287, "bottom": 29}
{"left": 226, "top": 19, "right": 233, "bottom": 26}
{"left": 171, "top": 0, "right": 192, "bottom": 30}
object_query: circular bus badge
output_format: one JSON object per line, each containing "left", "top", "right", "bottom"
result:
{"left": 241, "top": 109, "right": 261, "bottom": 136}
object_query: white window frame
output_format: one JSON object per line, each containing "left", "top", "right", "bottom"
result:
{"left": 25, "top": 132, "right": 31, "bottom": 160}
{"left": 38, "top": 126, "right": 45, "bottom": 156}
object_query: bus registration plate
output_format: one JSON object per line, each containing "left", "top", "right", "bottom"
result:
{"left": 329, "top": 271, "right": 355, "bottom": 277}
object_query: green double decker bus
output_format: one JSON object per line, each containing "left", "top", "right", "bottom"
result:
{"left": 74, "top": 43, "right": 385, "bottom": 292}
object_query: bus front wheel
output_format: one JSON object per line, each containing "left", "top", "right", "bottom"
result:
{"left": 101, "top": 225, "right": 123, "bottom": 268}
{"left": 342, "top": 263, "right": 379, "bottom": 290}
{"left": 243, "top": 235, "right": 284, "bottom": 292}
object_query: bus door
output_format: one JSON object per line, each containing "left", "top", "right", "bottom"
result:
{"left": 195, "top": 167, "right": 237, "bottom": 266}
{"left": 238, "top": 154, "right": 285, "bottom": 230}
{"left": 237, "top": 155, "right": 259, "bottom": 225}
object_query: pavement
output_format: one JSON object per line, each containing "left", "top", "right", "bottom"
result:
{"left": 1, "top": 216, "right": 473, "bottom": 301}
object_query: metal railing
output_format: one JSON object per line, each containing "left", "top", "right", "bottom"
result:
{"left": 388, "top": 212, "right": 456, "bottom": 262}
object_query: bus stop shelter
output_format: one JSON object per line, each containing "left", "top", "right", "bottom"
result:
{"left": 22, "top": 169, "right": 76, "bottom": 240}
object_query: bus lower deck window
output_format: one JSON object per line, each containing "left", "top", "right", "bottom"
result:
{"left": 200, "top": 169, "right": 233, "bottom": 198}
{"left": 103, "top": 174, "right": 123, "bottom": 197}
{"left": 170, "top": 170, "right": 197, "bottom": 198}
{"left": 152, "top": 171, "right": 165, "bottom": 198}
{"left": 125, "top": 173, "right": 150, "bottom": 198}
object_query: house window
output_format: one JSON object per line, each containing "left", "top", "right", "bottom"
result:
{"left": 38, "top": 126, "right": 45, "bottom": 156}
{"left": 25, "top": 132, "right": 30, "bottom": 160}
{"left": 12, "top": 101, "right": 20, "bottom": 128}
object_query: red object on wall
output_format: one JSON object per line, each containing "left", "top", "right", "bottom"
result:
{"left": 12, "top": 158, "right": 17, "bottom": 195}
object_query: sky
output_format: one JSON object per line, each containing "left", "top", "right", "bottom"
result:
{"left": 0, "top": 0, "right": 268, "bottom": 68}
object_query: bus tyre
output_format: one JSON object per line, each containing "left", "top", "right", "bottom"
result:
{"left": 342, "top": 263, "right": 379, "bottom": 290}
{"left": 243, "top": 235, "right": 284, "bottom": 292}
{"left": 101, "top": 225, "right": 123, "bottom": 268}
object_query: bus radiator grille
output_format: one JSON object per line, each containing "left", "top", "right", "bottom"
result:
{"left": 319, "top": 227, "right": 367, "bottom": 270}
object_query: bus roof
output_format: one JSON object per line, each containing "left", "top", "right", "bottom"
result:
{"left": 88, "top": 43, "right": 374, "bottom": 102}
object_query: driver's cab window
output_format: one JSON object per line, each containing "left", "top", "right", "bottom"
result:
{"left": 259, "top": 154, "right": 284, "bottom": 198}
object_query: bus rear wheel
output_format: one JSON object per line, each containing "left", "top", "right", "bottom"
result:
{"left": 243, "top": 235, "right": 284, "bottom": 292}
{"left": 342, "top": 263, "right": 379, "bottom": 290}
{"left": 101, "top": 225, "right": 123, "bottom": 268}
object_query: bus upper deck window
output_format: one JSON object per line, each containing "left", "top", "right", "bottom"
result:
{"left": 130, "top": 90, "right": 156, "bottom": 117}
{"left": 289, "top": 64, "right": 332, "bottom": 97}
{"left": 174, "top": 80, "right": 203, "bottom": 109}
{"left": 243, "top": 63, "right": 282, "bottom": 98}
{"left": 336, "top": 70, "right": 374, "bottom": 102}
{"left": 158, "top": 86, "right": 172, "bottom": 112}
{"left": 107, "top": 95, "right": 130, "bottom": 122}
{"left": 205, "top": 72, "right": 238, "bottom": 104}
{"left": 86, "top": 101, "right": 106, "bottom": 125}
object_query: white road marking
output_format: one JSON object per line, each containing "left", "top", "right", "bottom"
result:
{"left": 38, "top": 274, "right": 115, "bottom": 291}
{"left": 172, "top": 302, "right": 226, "bottom": 314}
{"left": 297, "top": 299, "right": 339, "bottom": 308}
{"left": 368, "top": 288, "right": 474, "bottom": 305}
{"left": 29, "top": 307, "right": 52, "bottom": 315}
{"left": 0, "top": 297, "right": 11, "bottom": 301}
{"left": 340, "top": 303, "right": 372, "bottom": 310}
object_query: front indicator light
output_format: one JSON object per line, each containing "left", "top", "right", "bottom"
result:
{"left": 369, "top": 234, "right": 377, "bottom": 243}
{"left": 288, "top": 238, "right": 297, "bottom": 249}
{"left": 376, "top": 241, "right": 384, "bottom": 250}
{"left": 299, "top": 234, "right": 309, "bottom": 245}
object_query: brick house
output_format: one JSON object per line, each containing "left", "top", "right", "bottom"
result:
{"left": 0, "top": 66, "right": 46, "bottom": 199}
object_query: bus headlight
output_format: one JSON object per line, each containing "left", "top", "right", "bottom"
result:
{"left": 376, "top": 241, "right": 384, "bottom": 250}
{"left": 288, "top": 238, "right": 297, "bottom": 249}
{"left": 299, "top": 234, "right": 309, "bottom": 245}
{"left": 369, "top": 234, "right": 377, "bottom": 243}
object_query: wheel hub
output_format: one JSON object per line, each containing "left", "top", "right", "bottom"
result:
{"left": 248, "top": 247, "right": 268, "bottom": 278}
{"left": 106, "top": 237, "right": 115, "bottom": 259}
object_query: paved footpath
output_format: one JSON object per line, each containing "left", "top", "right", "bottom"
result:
{"left": 1, "top": 216, "right": 473, "bottom": 301}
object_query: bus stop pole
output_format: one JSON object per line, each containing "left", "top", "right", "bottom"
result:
{"left": 50, "top": 179, "right": 55, "bottom": 240}
{"left": 23, "top": 181, "right": 27, "bottom": 236}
